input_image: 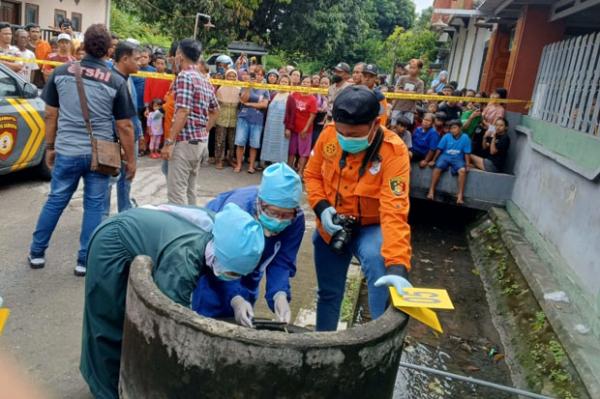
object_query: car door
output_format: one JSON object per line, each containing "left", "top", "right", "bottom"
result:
{"left": 0, "top": 64, "right": 45, "bottom": 176}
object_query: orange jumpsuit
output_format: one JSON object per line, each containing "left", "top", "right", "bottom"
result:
{"left": 379, "top": 98, "right": 389, "bottom": 127}
{"left": 163, "top": 84, "right": 175, "bottom": 136}
{"left": 304, "top": 123, "right": 412, "bottom": 269}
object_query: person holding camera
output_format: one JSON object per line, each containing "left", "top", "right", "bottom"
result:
{"left": 304, "top": 86, "right": 412, "bottom": 332}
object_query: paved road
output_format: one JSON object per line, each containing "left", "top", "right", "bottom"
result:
{"left": 0, "top": 158, "right": 317, "bottom": 398}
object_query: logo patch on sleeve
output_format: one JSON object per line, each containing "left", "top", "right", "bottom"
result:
{"left": 323, "top": 142, "right": 338, "bottom": 158}
{"left": 389, "top": 176, "right": 406, "bottom": 196}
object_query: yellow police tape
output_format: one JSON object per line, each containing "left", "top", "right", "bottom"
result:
{"left": 0, "top": 54, "right": 529, "bottom": 104}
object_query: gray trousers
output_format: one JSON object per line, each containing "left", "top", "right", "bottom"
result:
{"left": 167, "top": 141, "right": 208, "bottom": 205}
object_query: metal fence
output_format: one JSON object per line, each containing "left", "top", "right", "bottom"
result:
{"left": 529, "top": 32, "right": 600, "bottom": 135}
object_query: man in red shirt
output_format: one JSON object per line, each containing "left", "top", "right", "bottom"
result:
{"left": 43, "top": 33, "right": 75, "bottom": 80}
{"left": 287, "top": 75, "right": 317, "bottom": 176}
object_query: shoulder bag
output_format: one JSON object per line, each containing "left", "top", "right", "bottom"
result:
{"left": 73, "top": 62, "right": 121, "bottom": 176}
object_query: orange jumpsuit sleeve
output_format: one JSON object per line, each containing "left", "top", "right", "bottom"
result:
{"left": 304, "top": 126, "right": 331, "bottom": 213}
{"left": 379, "top": 138, "right": 412, "bottom": 269}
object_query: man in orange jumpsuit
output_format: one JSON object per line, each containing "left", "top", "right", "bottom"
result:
{"left": 304, "top": 86, "right": 412, "bottom": 331}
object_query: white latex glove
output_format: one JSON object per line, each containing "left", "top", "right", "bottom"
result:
{"left": 320, "top": 206, "right": 343, "bottom": 236}
{"left": 273, "top": 291, "right": 291, "bottom": 324}
{"left": 231, "top": 295, "right": 254, "bottom": 328}
{"left": 374, "top": 275, "right": 413, "bottom": 296}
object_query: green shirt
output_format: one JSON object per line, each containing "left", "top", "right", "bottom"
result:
{"left": 461, "top": 109, "right": 482, "bottom": 137}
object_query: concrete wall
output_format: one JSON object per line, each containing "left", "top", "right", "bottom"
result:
{"left": 509, "top": 117, "right": 600, "bottom": 325}
{"left": 21, "top": 0, "right": 109, "bottom": 32}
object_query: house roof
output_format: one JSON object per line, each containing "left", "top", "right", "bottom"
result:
{"left": 227, "top": 41, "right": 268, "bottom": 56}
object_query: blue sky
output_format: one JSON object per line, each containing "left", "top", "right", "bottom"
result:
{"left": 414, "top": 0, "right": 433, "bottom": 13}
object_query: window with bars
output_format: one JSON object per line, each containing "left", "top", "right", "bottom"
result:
{"left": 529, "top": 32, "right": 600, "bottom": 136}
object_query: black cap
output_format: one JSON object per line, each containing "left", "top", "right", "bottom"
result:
{"left": 333, "top": 62, "right": 351, "bottom": 73}
{"left": 434, "top": 111, "right": 448, "bottom": 121}
{"left": 333, "top": 86, "right": 380, "bottom": 125}
{"left": 363, "top": 64, "right": 378, "bottom": 76}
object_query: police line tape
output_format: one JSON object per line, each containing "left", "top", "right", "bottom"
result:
{"left": 0, "top": 54, "right": 530, "bottom": 104}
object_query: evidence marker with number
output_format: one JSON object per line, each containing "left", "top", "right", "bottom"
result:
{"left": 388, "top": 287, "right": 455, "bottom": 333}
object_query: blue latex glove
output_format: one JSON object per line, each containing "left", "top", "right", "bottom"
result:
{"left": 320, "top": 206, "right": 343, "bottom": 236}
{"left": 374, "top": 275, "right": 413, "bottom": 296}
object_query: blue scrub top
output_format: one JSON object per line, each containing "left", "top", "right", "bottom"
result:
{"left": 191, "top": 186, "right": 305, "bottom": 318}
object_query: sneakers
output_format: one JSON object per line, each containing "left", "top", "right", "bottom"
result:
{"left": 28, "top": 255, "right": 45, "bottom": 269}
{"left": 74, "top": 264, "right": 86, "bottom": 277}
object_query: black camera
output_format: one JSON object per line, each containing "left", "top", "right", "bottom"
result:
{"left": 330, "top": 215, "right": 357, "bottom": 255}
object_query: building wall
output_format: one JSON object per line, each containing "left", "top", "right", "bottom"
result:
{"left": 447, "top": 19, "right": 492, "bottom": 91}
{"left": 21, "top": 0, "right": 109, "bottom": 32}
{"left": 509, "top": 117, "right": 600, "bottom": 329}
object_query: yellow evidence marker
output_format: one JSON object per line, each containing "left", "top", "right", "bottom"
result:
{"left": 389, "top": 287, "right": 455, "bottom": 333}
{"left": 0, "top": 308, "right": 9, "bottom": 335}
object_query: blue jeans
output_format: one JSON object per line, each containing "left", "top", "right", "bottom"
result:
{"left": 235, "top": 118, "right": 262, "bottom": 149}
{"left": 30, "top": 153, "right": 109, "bottom": 265}
{"left": 104, "top": 141, "right": 138, "bottom": 218}
{"left": 313, "top": 225, "right": 389, "bottom": 331}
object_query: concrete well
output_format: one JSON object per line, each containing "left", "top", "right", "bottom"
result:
{"left": 119, "top": 256, "right": 408, "bottom": 399}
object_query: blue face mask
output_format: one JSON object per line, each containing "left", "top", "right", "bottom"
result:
{"left": 337, "top": 132, "right": 370, "bottom": 154}
{"left": 258, "top": 212, "right": 292, "bottom": 234}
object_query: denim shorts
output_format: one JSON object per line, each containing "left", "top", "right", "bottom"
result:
{"left": 435, "top": 155, "right": 466, "bottom": 175}
{"left": 234, "top": 117, "right": 262, "bottom": 149}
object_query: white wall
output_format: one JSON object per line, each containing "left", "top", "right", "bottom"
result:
{"left": 22, "top": 0, "right": 109, "bottom": 32}
{"left": 448, "top": 18, "right": 492, "bottom": 90}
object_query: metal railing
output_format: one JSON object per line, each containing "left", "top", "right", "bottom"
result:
{"left": 529, "top": 32, "right": 600, "bottom": 135}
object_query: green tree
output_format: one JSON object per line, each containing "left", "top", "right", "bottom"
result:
{"left": 380, "top": 26, "right": 438, "bottom": 75}
{"left": 110, "top": 4, "right": 171, "bottom": 47}
{"left": 375, "top": 0, "right": 415, "bottom": 37}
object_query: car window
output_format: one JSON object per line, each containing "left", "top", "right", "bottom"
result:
{"left": 0, "top": 69, "right": 19, "bottom": 97}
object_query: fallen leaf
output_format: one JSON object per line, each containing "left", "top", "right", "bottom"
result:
{"left": 443, "top": 259, "right": 454, "bottom": 264}
{"left": 471, "top": 269, "right": 480, "bottom": 276}
{"left": 466, "top": 365, "right": 481, "bottom": 372}
{"left": 451, "top": 245, "right": 467, "bottom": 251}
{"left": 420, "top": 258, "right": 433, "bottom": 264}
{"left": 493, "top": 353, "right": 505, "bottom": 363}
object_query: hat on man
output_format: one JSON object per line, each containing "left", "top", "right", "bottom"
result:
{"left": 57, "top": 33, "right": 71, "bottom": 42}
{"left": 213, "top": 203, "right": 265, "bottom": 276}
{"left": 333, "top": 62, "right": 351, "bottom": 74}
{"left": 333, "top": 86, "right": 380, "bottom": 125}
{"left": 362, "top": 64, "right": 379, "bottom": 76}
{"left": 258, "top": 163, "right": 302, "bottom": 209}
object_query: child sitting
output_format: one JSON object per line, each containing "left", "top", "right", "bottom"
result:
{"left": 433, "top": 111, "right": 447, "bottom": 136}
{"left": 412, "top": 113, "right": 439, "bottom": 167}
{"left": 427, "top": 120, "right": 472, "bottom": 205}
{"left": 390, "top": 116, "right": 413, "bottom": 159}
{"left": 147, "top": 98, "right": 164, "bottom": 159}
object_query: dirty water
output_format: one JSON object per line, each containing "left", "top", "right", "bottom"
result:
{"left": 392, "top": 200, "right": 513, "bottom": 398}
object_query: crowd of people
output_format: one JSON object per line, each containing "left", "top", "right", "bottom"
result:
{"left": 1, "top": 20, "right": 512, "bottom": 208}
{"left": 6, "top": 21, "right": 516, "bottom": 398}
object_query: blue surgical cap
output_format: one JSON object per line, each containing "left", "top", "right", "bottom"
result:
{"left": 213, "top": 203, "right": 265, "bottom": 276}
{"left": 258, "top": 163, "right": 302, "bottom": 209}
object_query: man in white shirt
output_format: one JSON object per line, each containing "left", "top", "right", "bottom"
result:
{"left": 0, "top": 22, "right": 23, "bottom": 73}
{"left": 15, "top": 29, "right": 38, "bottom": 83}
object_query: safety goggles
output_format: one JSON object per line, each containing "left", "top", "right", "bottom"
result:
{"left": 257, "top": 200, "right": 297, "bottom": 220}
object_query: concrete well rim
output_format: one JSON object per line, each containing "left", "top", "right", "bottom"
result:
{"left": 129, "top": 255, "right": 409, "bottom": 349}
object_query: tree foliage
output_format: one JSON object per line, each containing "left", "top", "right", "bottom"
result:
{"left": 112, "top": 0, "right": 437, "bottom": 75}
